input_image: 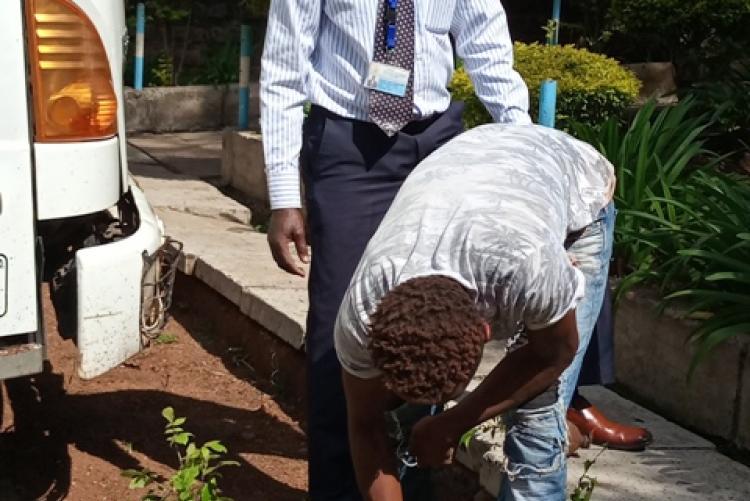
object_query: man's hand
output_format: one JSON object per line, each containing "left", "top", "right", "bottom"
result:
{"left": 408, "top": 414, "right": 459, "bottom": 468}
{"left": 267, "top": 208, "right": 309, "bottom": 277}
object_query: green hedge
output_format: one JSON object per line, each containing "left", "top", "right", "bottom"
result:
{"left": 450, "top": 42, "right": 640, "bottom": 129}
{"left": 606, "top": 0, "right": 750, "bottom": 82}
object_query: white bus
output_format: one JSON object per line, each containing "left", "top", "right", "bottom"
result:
{"left": 1, "top": 0, "right": 167, "bottom": 381}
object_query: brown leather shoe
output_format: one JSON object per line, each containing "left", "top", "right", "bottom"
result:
{"left": 567, "top": 395, "right": 653, "bottom": 451}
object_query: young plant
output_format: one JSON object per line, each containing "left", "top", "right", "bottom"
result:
{"left": 570, "top": 447, "right": 607, "bottom": 501}
{"left": 122, "top": 407, "right": 239, "bottom": 501}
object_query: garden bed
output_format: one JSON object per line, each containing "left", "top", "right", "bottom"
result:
{"left": 614, "top": 288, "right": 750, "bottom": 450}
{"left": 0, "top": 286, "right": 307, "bottom": 501}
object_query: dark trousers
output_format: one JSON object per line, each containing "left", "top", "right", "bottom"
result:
{"left": 302, "top": 103, "right": 465, "bottom": 501}
{"left": 578, "top": 276, "right": 616, "bottom": 387}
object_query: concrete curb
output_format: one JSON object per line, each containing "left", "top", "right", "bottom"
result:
{"left": 615, "top": 289, "right": 750, "bottom": 448}
{"left": 159, "top": 208, "right": 307, "bottom": 352}
{"left": 125, "top": 84, "right": 260, "bottom": 133}
{"left": 221, "top": 129, "right": 268, "bottom": 206}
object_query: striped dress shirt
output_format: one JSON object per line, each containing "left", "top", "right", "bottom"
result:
{"left": 260, "top": 0, "right": 532, "bottom": 209}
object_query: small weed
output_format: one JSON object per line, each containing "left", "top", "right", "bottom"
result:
{"left": 570, "top": 447, "right": 607, "bottom": 501}
{"left": 458, "top": 418, "right": 504, "bottom": 450}
{"left": 123, "top": 407, "right": 239, "bottom": 501}
{"left": 155, "top": 333, "right": 178, "bottom": 345}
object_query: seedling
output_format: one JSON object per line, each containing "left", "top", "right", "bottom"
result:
{"left": 570, "top": 447, "right": 607, "bottom": 501}
{"left": 122, "top": 407, "right": 239, "bottom": 501}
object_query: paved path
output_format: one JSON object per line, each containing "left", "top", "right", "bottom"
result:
{"left": 129, "top": 132, "right": 750, "bottom": 501}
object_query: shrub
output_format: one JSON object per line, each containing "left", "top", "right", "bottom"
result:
{"left": 573, "top": 99, "right": 750, "bottom": 372}
{"left": 450, "top": 42, "right": 640, "bottom": 129}
{"left": 570, "top": 97, "right": 720, "bottom": 284}
{"left": 660, "top": 172, "right": 750, "bottom": 375}
{"left": 605, "top": 0, "right": 750, "bottom": 83}
{"left": 684, "top": 61, "right": 750, "bottom": 157}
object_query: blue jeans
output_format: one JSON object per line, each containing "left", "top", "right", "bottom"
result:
{"left": 498, "top": 202, "right": 616, "bottom": 501}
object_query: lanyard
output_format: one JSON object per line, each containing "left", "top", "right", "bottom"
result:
{"left": 385, "top": 0, "right": 398, "bottom": 50}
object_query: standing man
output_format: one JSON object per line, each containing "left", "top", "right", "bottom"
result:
{"left": 260, "top": 1, "right": 530, "bottom": 499}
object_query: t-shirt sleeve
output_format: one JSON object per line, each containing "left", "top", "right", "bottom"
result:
{"left": 507, "top": 244, "right": 585, "bottom": 331}
{"left": 333, "top": 270, "right": 383, "bottom": 379}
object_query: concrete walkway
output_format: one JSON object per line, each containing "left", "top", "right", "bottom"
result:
{"left": 128, "top": 131, "right": 750, "bottom": 501}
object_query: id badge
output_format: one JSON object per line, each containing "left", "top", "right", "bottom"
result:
{"left": 364, "top": 62, "right": 410, "bottom": 97}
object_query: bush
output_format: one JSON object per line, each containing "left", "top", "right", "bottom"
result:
{"left": 605, "top": 0, "right": 750, "bottom": 83}
{"left": 684, "top": 61, "right": 750, "bottom": 157}
{"left": 572, "top": 99, "right": 750, "bottom": 373}
{"left": 570, "top": 97, "right": 720, "bottom": 283}
{"left": 450, "top": 42, "right": 640, "bottom": 129}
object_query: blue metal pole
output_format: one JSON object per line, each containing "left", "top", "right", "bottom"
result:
{"left": 538, "top": 80, "right": 557, "bottom": 128}
{"left": 238, "top": 25, "right": 252, "bottom": 130}
{"left": 551, "top": 0, "right": 561, "bottom": 45}
{"left": 134, "top": 3, "right": 146, "bottom": 91}
{"left": 539, "top": 0, "right": 562, "bottom": 128}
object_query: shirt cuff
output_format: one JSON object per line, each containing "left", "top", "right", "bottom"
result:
{"left": 267, "top": 167, "right": 302, "bottom": 209}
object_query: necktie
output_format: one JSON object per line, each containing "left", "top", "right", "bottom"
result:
{"left": 368, "top": 0, "right": 415, "bottom": 136}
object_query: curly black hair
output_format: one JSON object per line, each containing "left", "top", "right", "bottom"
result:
{"left": 368, "top": 275, "right": 486, "bottom": 404}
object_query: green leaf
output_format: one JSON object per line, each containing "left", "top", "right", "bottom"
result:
{"left": 162, "top": 407, "right": 175, "bottom": 423}
{"left": 704, "top": 272, "right": 750, "bottom": 285}
{"left": 204, "top": 441, "right": 228, "bottom": 454}
{"left": 667, "top": 289, "right": 750, "bottom": 307}
{"left": 121, "top": 469, "right": 142, "bottom": 478}
{"left": 173, "top": 432, "right": 194, "bottom": 446}
{"left": 201, "top": 483, "right": 216, "bottom": 501}
{"left": 459, "top": 427, "right": 477, "bottom": 450}
{"left": 217, "top": 460, "right": 240, "bottom": 468}
{"left": 676, "top": 250, "right": 750, "bottom": 274}
{"left": 122, "top": 469, "right": 157, "bottom": 490}
{"left": 130, "top": 475, "right": 153, "bottom": 490}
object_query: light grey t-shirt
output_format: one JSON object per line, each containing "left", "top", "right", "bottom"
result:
{"left": 334, "top": 124, "right": 616, "bottom": 379}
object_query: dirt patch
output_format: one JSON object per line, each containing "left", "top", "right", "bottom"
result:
{"left": 0, "top": 288, "right": 307, "bottom": 501}
{"left": 0, "top": 280, "right": 480, "bottom": 501}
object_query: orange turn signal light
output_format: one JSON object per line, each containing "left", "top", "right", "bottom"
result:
{"left": 26, "top": 0, "right": 118, "bottom": 142}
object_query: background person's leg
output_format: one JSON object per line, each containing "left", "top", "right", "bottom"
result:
{"left": 576, "top": 286, "right": 615, "bottom": 387}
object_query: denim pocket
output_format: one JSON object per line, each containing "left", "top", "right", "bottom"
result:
{"left": 502, "top": 404, "right": 567, "bottom": 481}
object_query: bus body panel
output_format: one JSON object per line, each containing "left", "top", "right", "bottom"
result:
{"left": 0, "top": 0, "right": 40, "bottom": 338}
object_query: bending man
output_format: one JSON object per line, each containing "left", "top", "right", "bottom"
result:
{"left": 335, "top": 123, "right": 616, "bottom": 500}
